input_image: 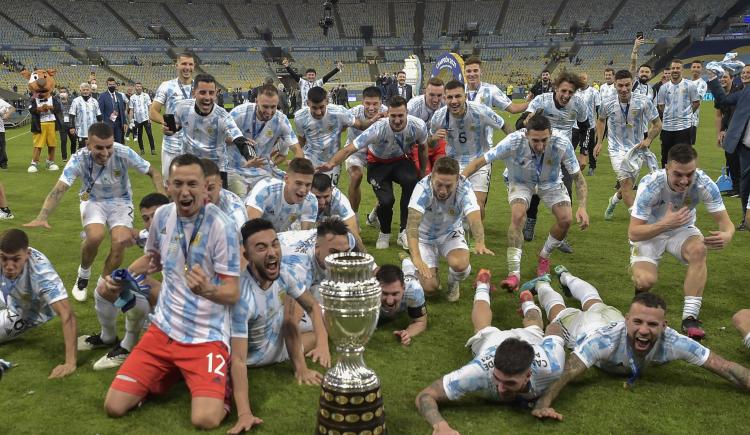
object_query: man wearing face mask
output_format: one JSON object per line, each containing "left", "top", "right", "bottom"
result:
{"left": 98, "top": 78, "right": 128, "bottom": 144}
{"left": 532, "top": 290, "right": 750, "bottom": 421}
{"left": 68, "top": 83, "right": 103, "bottom": 155}
{"left": 463, "top": 113, "right": 589, "bottom": 292}
{"left": 416, "top": 269, "right": 565, "bottom": 434}
{"left": 23, "top": 123, "right": 164, "bottom": 303}
{"left": 628, "top": 144, "right": 733, "bottom": 340}
{"left": 57, "top": 87, "right": 76, "bottom": 162}
{"left": 167, "top": 74, "right": 250, "bottom": 189}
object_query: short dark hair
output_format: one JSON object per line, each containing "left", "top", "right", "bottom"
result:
{"left": 88, "top": 122, "right": 114, "bottom": 140}
{"left": 199, "top": 158, "right": 221, "bottom": 177}
{"left": 317, "top": 217, "right": 349, "bottom": 239}
{"left": 193, "top": 74, "right": 216, "bottom": 89}
{"left": 614, "top": 69, "right": 633, "bottom": 81}
{"left": 631, "top": 292, "right": 667, "bottom": 312}
{"left": 169, "top": 153, "right": 205, "bottom": 176}
{"left": 426, "top": 77, "right": 444, "bottom": 88}
{"left": 493, "top": 338, "right": 534, "bottom": 375}
{"left": 638, "top": 64, "right": 652, "bottom": 71}
{"left": 667, "top": 144, "right": 697, "bottom": 164}
{"left": 362, "top": 86, "right": 382, "bottom": 99}
{"left": 258, "top": 84, "right": 278, "bottom": 98}
{"left": 526, "top": 110, "right": 551, "bottom": 132}
{"left": 555, "top": 71, "right": 584, "bottom": 90}
{"left": 375, "top": 264, "right": 405, "bottom": 285}
{"left": 388, "top": 95, "right": 407, "bottom": 109}
{"left": 444, "top": 80, "right": 465, "bottom": 92}
{"left": 139, "top": 192, "right": 170, "bottom": 210}
{"left": 670, "top": 58, "right": 684, "bottom": 66}
{"left": 135, "top": 81, "right": 142, "bottom": 85}
{"left": 106, "top": 77, "right": 116, "bottom": 83}
{"left": 541, "top": 69, "right": 550, "bottom": 74}
{"left": 177, "top": 52, "right": 195, "bottom": 62}
{"left": 0, "top": 229, "right": 29, "bottom": 253}
{"left": 241, "top": 218, "right": 275, "bottom": 244}
{"left": 604, "top": 68, "right": 615, "bottom": 74}
{"left": 397, "top": 70, "right": 406, "bottom": 76}
{"left": 288, "top": 157, "right": 315, "bottom": 175}
{"left": 432, "top": 157, "right": 460, "bottom": 176}
{"left": 691, "top": 60, "right": 703, "bottom": 66}
{"left": 464, "top": 56, "right": 481, "bottom": 66}
{"left": 307, "top": 86, "right": 327, "bottom": 104}
{"left": 305, "top": 68, "right": 317, "bottom": 75}
{"left": 312, "top": 172, "right": 332, "bottom": 192}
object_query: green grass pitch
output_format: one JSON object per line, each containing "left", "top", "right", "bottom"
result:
{"left": 0, "top": 102, "right": 749, "bottom": 434}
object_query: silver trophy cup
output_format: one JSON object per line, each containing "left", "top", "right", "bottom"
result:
{"left": 316, "top": 252, "right": 386, "bottom": 435}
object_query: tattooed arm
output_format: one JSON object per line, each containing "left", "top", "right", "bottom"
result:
{"left": 23, "top": 181, "right": 72, "bottom": 229}
{"left": 416, "top": 379, "right": 459, "bottom": 435}
{"left": 531, "top": 353, "right": 589, "bottom": 421}
{"left": 407, "top": 208, "right": 432, "bottom": 280}
{"left": 572, "top": 171, "right": 589, "bottom": 230}
{"left": 702, "top": 353, "right": 750, "bottom": 392}
{"left": 466, "top": 210, "right": 493, "bottom": 256}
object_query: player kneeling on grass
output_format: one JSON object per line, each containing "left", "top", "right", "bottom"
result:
{"left": 462, "top": 113, "right": 589, "bottom": 292}
{"left": 311, "top": 172, "right": 365, "bottom": 251}
{"left": 0, "top": 229, "right": 77, "bottom": 378}
{"left": 24, "top": 122, "right": 164, "bottom": 303}
{"left": 407, "top": 156, "right": 494, "bottom": 303}
{"left": 531, "top": 290, "right": 750, "bottom": 421}
{"left": 230, "top": 218, "right": 330, "bottom": 390}
{"left": 80, "top": 193, "right": 169, "bottom": 371}
{"left": 103, "top": 154, "right": 241, "bottom": 430}
{"left": 415, "top": 269, "right": 565, "bottom": 434}
{"left": 377, "top": 259, "right": 427, "bottom": 346}
{"left": 628, "top": 144, "right": 734, "bottom": 340}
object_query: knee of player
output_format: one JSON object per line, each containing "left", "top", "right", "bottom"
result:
{"left": 631, "top": 270, "right": 656, "bottom": 291}
{"left": 557, "top": 214, "right": 573, "bottom": 229}
{"left": 104, "top": 399, "right": 129, "bottom": 418}
{"left": 683, "top": 241, "right": 707, "bottom": 263}
{"left": 422, "top": 279, "right": 440, "bottom": 294}
{"left": 379, "top": 194, "right": 396, "bottom": 207}
{"left": 191, "top": 410, "right": 223, "bottom": 430}
{"left": 732, "top": 309, "right": 750, "bottom": 329}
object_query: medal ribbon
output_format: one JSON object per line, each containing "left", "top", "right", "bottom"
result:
{"left": 176, "top": 207, "right": 206, "bottom": 271}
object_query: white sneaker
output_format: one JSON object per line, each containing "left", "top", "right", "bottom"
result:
{"left": 397, "top": 230, "right": 408, "bottom": 250}
{"left": 27, "top": 163, "right": 38, "bottom": 173}
{"left": 71, "top": 276, "right": 89, "bottom": 302}
{"left": 366, "top": 208, "right": 380, "bottom": 228}
{"left": 93, "top": 344, "right": 130, "bottom": 371}
{"left": 0, "top": 209, "right": 13, "bottom": 220}
{"left": 376, "top": 232, "right": 390, "bottom": 249}
{"left": 45, "top": 160, "right": 59, "bottom": 171}
{"left": 446, "top": 281, "right": 461, "bottom": 302}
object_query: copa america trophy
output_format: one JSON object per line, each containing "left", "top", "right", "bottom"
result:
{"left": 316, "top": 252, "right": 386, "bottom": 435}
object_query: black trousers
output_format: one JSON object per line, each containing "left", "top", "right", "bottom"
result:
{"left": 659, "top": 128, "right": 692, "bottom": 167}
{"left": 726, "top": 148, "right": 741, "bottom": 194}
{"left": 367, "top": 159, "right": 419, "bottom": 234}
{"left": 60, "top": 122, "right": 77, "bottom": 159}
{"left": 135, "top": 121, "right": 155, "bottom": 151}
{"left": 0, "top": 131, "right": 6, "bottom": 167}
{"left": 112, "top": 121, "right": 125, "bottom": 144}
{"left": 738, "top": 145, "right": 750, "bottom": 222}
{"left": 572, "top": 127, "right": 597, "bottom": 168}
{"left": 526, "top": 165, "right": 573, "bottom": 220}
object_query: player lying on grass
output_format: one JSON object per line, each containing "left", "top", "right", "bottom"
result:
{"left": 376, "top": 258, "right": 428, "bottom": 346}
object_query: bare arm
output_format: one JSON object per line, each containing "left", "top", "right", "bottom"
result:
{"left": 641, "top": 117, "right": 662, "bottom": 147}
{"left": 703, "top": 209, "right": 734, "bottom": 250}
{"left": 185, "top": 269, "right": 240, "bottom": 305}
{"left": 466, "top": 210, "right": 493, "bottom": 255}
{"left": 146, "top": 166, "right": 165, "bottom": 195}
{"left": 24, "top": 181, "right": 71, "bottom": 227}
{"left": 691, "top": 101, "right": 700, "bottom": 113}
{"left": 296, "top": 290, "right": 330, "bottom": 367}
{"left": 416, "top": 378, "right": 458, "bottom": 433}
{"left": 282, "top": 294, "right": 323, "bottom": 384}
{"left": 572, "top": 171, "right": 588, "bottom": 209}
{"left": 405, "top": 314, "right": 427, "bottom": 339}
{"left": 702, "top": 352, "right": 750, "bottom": 392}
{"left": 461, "top": 156, "right": 487, "bottom": 179}
{"left": 407, "top": 208, "right": 432, "bottom": 280}
{"left": 149, "top": 100, "right": 164, "bottom": 125}
{"left": 628, "top": 204, "right": 692, "bottom": 241}
{"left": 506, "top": 101, "right": 528, "bottom": 114}
{"left": 318, "top": 143, "right": 357, "bottom": 172}
{"left": 532, "top": 353, "right": 588, "bottom": 419}
{"left": 48, "top": 299, "right": 77, "bottom": 379}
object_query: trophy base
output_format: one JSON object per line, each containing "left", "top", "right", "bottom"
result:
{"left": 316, "top": 384, "right": 386, "bottom": 435}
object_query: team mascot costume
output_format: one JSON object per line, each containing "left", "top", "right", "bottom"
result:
{"left": 22, "top": 68, "right": 62, "bottom": 173}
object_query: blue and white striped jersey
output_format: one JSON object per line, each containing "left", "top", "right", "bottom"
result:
{"left": 173, "top": 100, "right": 243, "bottom": 171}
{"left": 154, "top": 78, "right": 193, "bottom": 153}
{"left": 146, "top": 203, "right": 241, "bottom": 346}
{"left": 294, "top": 104, "right": 355, "bottom": 166}
{"left": 245, "top": 179, "right": 318, "bottom": 232}
{"left": 60, "top": 143, "right": 150, "bottom": 203}
{"left": 632, "top": 169, "right": 725, "bottom": 227}
{"left": 69, "top": 96, "right": 102, "bottom": 138}
{"left": 407, "top": 95, "right": 444, "bottom": 125}
{"left": 431, "top": 102, "right": 505, "bottom": 166}
{"left": 573, "top": 321, "right": 710, "bottom": 374}
{"left": 298, "top": 78, "right": 324, "bottom": 107}
{"left": 689, "top": 78, "right": 707, "bottom": 127}
{"left": 317, "top": 186, "right": 356, "bottom": 222}
{"left": 484, "top": 130, "right": 580, "bottom": 190}
{"left": 656, "top": 79, "right": 699, "bottom": 131}
{"left": 353, "top": 116, "right": 428, "bottom": 162}
{"left": 218, "top": 188, "right": 247, "bottom": 231}
{"left": 599, "top": 93, "right": 659, "bottom": 154}
{"left": 527, "top": 92, "right": 588, "bottom": 138}
{"left": 465, "top": 82, "right": 512, "bottom": 111}
{"left": 346, "top": 103, "right": 388, "bottom": 162}
{"left": 443, "top": 335, "right": 566, "bottom": 402}
{"left": 128, "top": 92, "right": 151, "bottom": 124}
{"left": 379, "top": 274, "right": 426, "bottom": 320}
{"left": 228, "top": 103, "right": 297, "bottom": 182}
{"left": 0, "top": 248, "right": 67, "bottom": 326}
{"left": 230, "top": 252, "right": 311, "bottom": 366}
{"left": 408, "top": 175, "right": 479, "bottom": 241}
{"left": 599, "top": 82, "right": 616, "bottom": 102}
{"left": 576, "top": 86, "right": 601, "bottom": 124}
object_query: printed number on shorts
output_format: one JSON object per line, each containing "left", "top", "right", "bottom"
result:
{"left": 448, "top": 230, "right": 464, "bottom": 239}
{"left": 206, "top": 352, "right": 226, "bottom": 377}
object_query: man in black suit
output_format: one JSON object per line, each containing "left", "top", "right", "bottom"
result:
{"left": 97, "top": 78, "right": 128, "bottom": 143}
{"left": 387, "top": 71, "right": 413, "bottom": 102}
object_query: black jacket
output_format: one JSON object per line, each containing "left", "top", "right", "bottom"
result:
{"left": 28, "top": 96, "right": 63, "bottom": 133}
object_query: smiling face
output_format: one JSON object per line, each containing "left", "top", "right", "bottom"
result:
{"left": 492, "top": 368, "right": 531, "bottom": 399}
{"left": 176, "top": 55, "right": 195, "bottom": 83}
{"left": 445, "top": 87, "right": 466, "bottom": 116}
{"left": 604, "top": 70, "right": 614, "bottom": 85}
{"left": 388, "top": 104, "right": 407, "bottom": 132}
{"left": 741, "top": 65, "right": 750, "bottom": 85}
{"left": 193, "top": 80, "right": 216, "bottom": 114}
{"left": 690, "top": 62, "right": 702, "bottom": 79}
{"left": 255, "top": 92, "right": 278, "bottom": 121}
{"left": 244, "top": 228, "right": 281, "bottom": 283}
{"left": 465, "top": 63, "right": 481, "bottom": 87}
{"left": 670, "top": 61, "right": 683, "bottom": 82}
{"left": 615, "top": 76, "right": 633, "bottom": 103}
{"left": 666, "top": 159, "right": 697, "bottom": 193}
{"left": 431, "top": 172, "right": 458, "bottom": 201}
{"left": 0, "top": 248, "right": 29, "bottom": 280}
{"left": 168, "top": 163, "right": 207, "bottom": 217}
{"left": 625, "top": 302, "right": 667, "bottom": 355}
{"left": 205, "top": 174, "right": 222, "bottom": 206}
{"left": 397, "top": 72, "right": 406, "bottom": 86}
{"left": 87, "top": 134, "right": 115, "bottom": 166}
{"left": 424, "top": 84, "right": 444, "bottom": 110}
{"left": 362, "top": 96, "right": 382, "bottom": 118}
{"left": 526, "top": 128, "right": 551, "bottom": 154}
{"left": 283, "top": 171, "right": 313, "bottom": 204}
{"left": 379, "top": 279, "right": 405, "bottom": 314}
{"left": 311, "top": 186, "right": 332, "bottom": 214}
{"left": 554, "top": 81, "right": 576, "bottom": 106}
{"left": 314, "top": 233, "right": 350, "bottom": 269}
{"left": 140, "top": 206, "right": 159, "bottom": 231}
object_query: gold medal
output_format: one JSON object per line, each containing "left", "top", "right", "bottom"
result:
{"left": 81, "top": 191, "right": 90, "bottom": 201}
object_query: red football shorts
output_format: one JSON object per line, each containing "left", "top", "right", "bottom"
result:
{"left": 110, "top": 324, "right": 229, "bottom": 400}
{"left": 411, "top": 139, "right": 446, "bottom": 174}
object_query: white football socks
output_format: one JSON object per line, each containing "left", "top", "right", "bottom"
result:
{"left": 507, "top": 247, "right": 522, "bottom": 277}
{"left": 536, "top": 281, "right": 566, "bottom": 318}
{"left": 94, "top": 289, "right": 118, "bottom": 343}
{"left": 682, "top": 296, "right": 703, "bottom": 320}
{"left": 540, "top": 234, "right": 563, "bottom": 258}
{"left": 474, "top": 282, "right": 490, "bottom": 304}
{"left": 78, "top": 265, "right": 92, "bottom": 279}
{"left": 122, "top": 294, "right": 150, "bottom": 351}
{"left": 560, "top": 272, "right": 602, "bottom": 306}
